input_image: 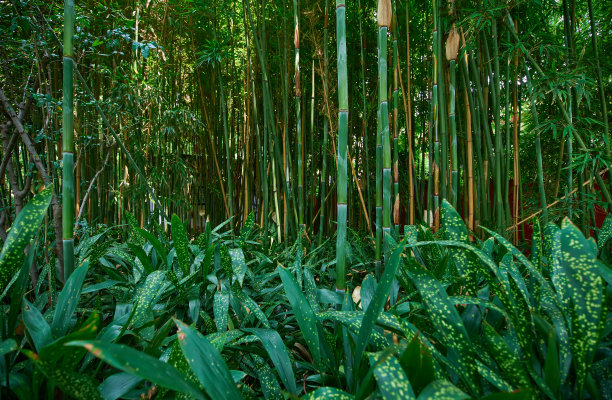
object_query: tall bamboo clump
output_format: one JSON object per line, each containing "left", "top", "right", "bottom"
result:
{"left": 380, "top": 0, "right": 392, "bottom": 252}
{"left": 294, "top": 0, "right": 303, "bottom": 230}
{"left": 335, "top": 0, "right": 348, "bottom": 292}
{"left": 62, "top": 0, "right": 75, "bottom": 280}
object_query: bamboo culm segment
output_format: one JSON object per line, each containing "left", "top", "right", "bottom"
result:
{"left": 62, "top": 0, "right": 75, "bottom": 280}
{"left": 335, "top": 0, "right": 348, "bottom": 292}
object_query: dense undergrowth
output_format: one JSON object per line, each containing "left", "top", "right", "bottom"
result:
{"left": 0, "top": 187, "right": 611, "bottom": 399}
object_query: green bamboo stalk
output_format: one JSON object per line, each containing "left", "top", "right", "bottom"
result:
{"left": 446, "top": 25, "right": 459, "bottom": 208}
{"left": 294, "top": 0, "right": 303, "bottom": 230}
{"left": 392, "top": 11, "right": 399, "bottom": 232}
{"left": 335, "top": 0, "right": 348, "bottom": 292}
{"left": 435, "top": 0, "right": 448, "bottom": 203}
{"left": 62, "top": 0, "right": 75, "bottom": 280}
{"left": 587, "top": 0, "right": 610, "bottom": 164}
{"left": 431, "top": 0, "right": 440, "bottom": 230}
{"left": 524, "top": 66, "right": 548, "bottom": 224}
{"left": 309, "top": 59, "right": 316, "bottom": 227}
{"left": 379, "top": 0, "right": 392, "bottom": 256}
{"left": 319, "top": 0, "right": 330, "bottom": 244}
{"left": 357, "top": 0, "right": 370, "bottom": 234}
{"left": 491, "top": 20, "right": 505, "bottom": 233}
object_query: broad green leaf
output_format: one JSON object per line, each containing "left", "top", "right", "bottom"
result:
{"left": 244, "top": 328, "right": 297, "bottom": 395}
{"left": 214, "top": 290, "right": 229, "bottom": 331}
{"left": 127, "top": 243, "right": 153, "bottom": 274}
{"left": 172, "top": 214, "right": 190, "bottom": 275}
{"left": 251, "top": 354, "right": 283, "bottom": 400}
{"left": 416, "top": 380, "right": 469, "bottom": 400}
{"left": 0, "top": 338, "right": 17, "bottom": 356}
{"left": 598, "top": 214, "right": 612, "bottom": 250}
{"left": 229, "top": 248, "right": 247, "bottom": 286}
{"left": 138, "top": 228, "right": 168, "bottom": 267}
{"left": 403, "top": 257, "right": 476, "bottom": 392}
{"left": 399, "top": 335, "right": 435, "bottom": 395}
{"left": 68, "top": 340, "right": 204, "bottom": 399}
{"left": 370, "top": 353, "right": 416, "bottom": 400}
{"left": 302, "top": 387, "right": 353, "bottom": 400}
{"left": 476, "top": 359, "right": 513, "bottom": 392}
{"left": 232, "top": 286, "right": 270, "bottom": 327}
{"left": 483, "top": 323, "right": 530, "bottom": 389}
{"left": 98, "top": 373, "right": 142, "bottom": 400}
{"left": 131, "top": 270, "right": 165, "bottom": 328}
{"left": 174, "top": 319, "right": 243, "bottom": 400}
{"left": 278, "top": 265, "right": 322, "bottom": 367}
{"left": 0, "top": 185, "right": 52, "bottom": 293}
{"left": 353, "top": 236, "right": 407, "bottom": 385}
{"left": 22, "top": 297, "right": 52, "bottom": 352}
{"left": 125, "top": 211, "right": 145, "bottom": 246}
{"left": 25, "top": 350, "right": 102, "bottom": 400}
{"left": 559, "top": 219, "right": 605, "bottom": 392}
{"left": 52, "top": 262, "right": 90, "bottom": 337}
{"left": 440, "top": 200, "right": 477, "bottom": 295}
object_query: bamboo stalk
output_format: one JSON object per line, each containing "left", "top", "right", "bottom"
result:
{"left": 335, "top": 0, "right": 349, "bottom": 292}
{"left": 62, "top": 0, "right": 75, "bottom": 279}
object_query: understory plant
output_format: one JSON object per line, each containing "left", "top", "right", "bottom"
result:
{"left": 0, "top": 189, "right": 610, "bottom": 399}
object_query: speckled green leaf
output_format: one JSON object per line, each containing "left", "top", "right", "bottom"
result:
{"left": 41, "top": 311, "right": 100, "bottom": 367}
{"left": 558, "top": 219, "right": 605, "bottom": 392}
{"left": 229, "top": 248, "right": 247, "bottom": 286}
{"left": 531, "top": 217, "right": 542, "bottom": 272}
{"left": 440, "top": 200, "right": 477, "bottom": 295}
{"left": 125, "top": 211, "right": 145, "bottom": 246}
{"left": 232, "top": 285, "right": 270, "bottom": 328}
{"left": 0, "top": 185, "right": 52, "bottom": 293}
{"left": 25, "top": 350, "right": 102, "bottom": 400}
{"left": 251, "top": 354, "right": 283, "bottom": 400}
{"left": 240, "top": 212, "right": 255, "bottom": 248}
{"left": 316, "top": 311, "right": 389, "bottom": 350}
{"left": 244, "top": 328, "right": 297, "bottom": 395}
{"left": 483, "top": 323, "right": 530, "bottom": 389}
{"left": 220, "top": 245, "right": 233, "bottom": 278}
{"left": 278, "top": 265, "right": 323, "bottom": 367}
{"left": 370, "top": 353, "right": 416, "bottom": 400}
{"left": 131, "top": 270, "right": 165, "bottom": 328}
{"left": 172, "top": 214, "right": 190, "bottom": 275}
{"left": 598, "top": 214, "right": 612, "bottom": 250}
{"left": 416, "top": 380, "right": 469, "bottom": 400}
{"left": 353, "top": 236, "right": 407, "bottom": 381}
{"left": 52, "top": 261, "right": 90, "bottom": 337}
{"left": 476, "top": 359, "right": 513, "bottom": 392}
{"left": 174, "top": 319, "right": 244, "bottom": 400}
{"left": 157, "top": 340, "right": 201, "bottom": 399}
{"left": 214, "top": 290, "right": 229, "bottom": 331}
{"left": 403, "top": 257, "right": 476, "bottom": 392}
{"left": 68, "top": 340, "right": 204, "bottom": 399}
{"left": 302, "top": 387, "right": 353, "bottom": 400}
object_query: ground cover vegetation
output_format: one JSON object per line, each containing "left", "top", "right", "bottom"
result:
{"left": 0, "top": 0, "right": 611, "bottom": 398}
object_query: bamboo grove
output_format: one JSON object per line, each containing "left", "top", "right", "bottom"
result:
{"left": 1, "top": 0, "right": 611, "bottom": 280}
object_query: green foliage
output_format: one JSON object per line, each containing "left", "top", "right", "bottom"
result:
{"left": 1, "top": 206, "right": 610, "bottom": 399}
